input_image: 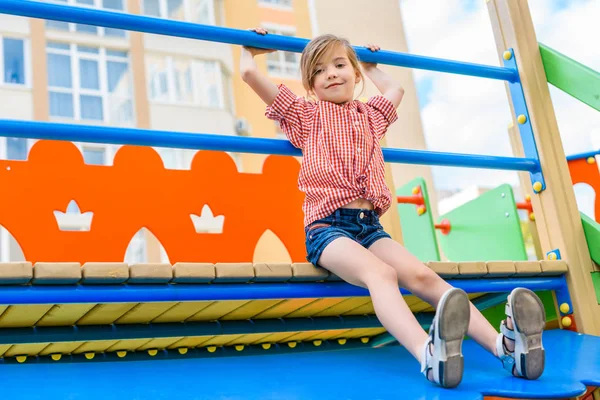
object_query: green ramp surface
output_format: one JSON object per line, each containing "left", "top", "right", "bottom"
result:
{"left": 396, "top": 177, "right": 440, "bottom": 262}
{"left": 540, "top": 43, "right": 600, "bottom": 112}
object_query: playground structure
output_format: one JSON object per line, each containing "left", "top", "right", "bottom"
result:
{"left": 0, "top": 0, "right": 598, "bottom": 399}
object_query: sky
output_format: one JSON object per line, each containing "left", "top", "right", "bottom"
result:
{"left": 397, "top": 0, "right": 600, "bottom": 217}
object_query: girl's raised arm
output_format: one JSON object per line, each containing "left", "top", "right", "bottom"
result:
{"left": 240, "top": 28, "right": 280, "bottom": 106}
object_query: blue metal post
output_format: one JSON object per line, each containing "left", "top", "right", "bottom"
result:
{"left": 503, "top": 48, "right": 546, "bottom": 193}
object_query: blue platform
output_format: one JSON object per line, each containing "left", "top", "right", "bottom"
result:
{"left": 1, "top": 329, "right": 598, "bottom": 399}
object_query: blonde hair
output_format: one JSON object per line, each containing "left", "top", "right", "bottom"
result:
{"left": 300, "top": 34, "right": 364, "bottom": 99}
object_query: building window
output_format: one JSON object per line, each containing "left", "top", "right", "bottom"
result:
{"left": 46, "top": 42, "right": 133, "bottom": 124}
{"left": 147, "top": 55, "right": 224, "bottom": 108}
{"left": 264, "top": 27, "right": 299, "bottom": 78}
{"left": 6, "top": 138, "right": 28, "bottom": 160}
{"left": 45, "top": 0, "right": 127, "bottom": 38}
{"left": 142, "top": 0, "right": 215, "bottom": 25}
{"left": 258, "top": 0, "right": 292, "bottom": 9}
{"left": 1, "top": 37, "right": 27, "bottom": 86}
{"left": 82, "top": 146, "right": 106, "bottom": 165}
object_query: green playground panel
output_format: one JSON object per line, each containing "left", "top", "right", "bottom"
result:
{"left": 581, "top": 212, "right": 600, "bottom": 265}
{"left": 436, "top": 184, "right": 528, "bottom": 262}
{"left": 582, "top": 212, "right": 600, "bottom": 304}
{"left": 480, "top": 290, "right": 558, "bottom": 329}
{"left": 396, "top": 177, "right": 440, "bottom": 262}
{"left": 539, "top": 43, "right": 600, "bottom": 112}
{"left": 592, "top": 273, "right": 600, "bottom": 305}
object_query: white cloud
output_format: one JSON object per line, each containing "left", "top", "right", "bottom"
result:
{"left": 398, "top": 0, "right": 600, "bottom": 199}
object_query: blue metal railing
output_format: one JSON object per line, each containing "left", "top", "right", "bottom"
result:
{"left": 0, "top": 0, "right": 541, "bottom": 173}
{"left": 0, "top": 120, "right": 540, "bottom": 171}
{"left": 0, "top": 0, "right": 518, "bottom": 82}
{"left": 566, "top": 149, "right": 600, "bottom": 161}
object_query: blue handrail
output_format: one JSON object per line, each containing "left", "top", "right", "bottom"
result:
{"left": 566, "top": 149, "right": 600, "bottom": 161}
{"left": 0, "top": 0, "right": 518, "bottom": 82}
{"left": 0, "top": 119, "right": 540, "bottom": 171}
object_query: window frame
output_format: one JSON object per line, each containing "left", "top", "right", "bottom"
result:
{"left": 142, "top": 0, "right": 216, "bottom": 25}
{"left": 146, "top": 55, "right": 225, "bottom": 109}
{"left": 0, "top": 35, "right": 31, "bottom": 88}
{"left": 45, "top": 0, "right": 129, "bottom": 38}
{"left": 46, "top": 41, "right": 134, "bottom": 125}
{"left": 261, "top": 23, "right": 299, "bottom": 79}
{"left": 258, "top": 0, "right": 293, "bottom": 11}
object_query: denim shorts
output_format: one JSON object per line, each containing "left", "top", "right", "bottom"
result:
{"left": 305, "top": 208, "right": 391, "bottom": 267}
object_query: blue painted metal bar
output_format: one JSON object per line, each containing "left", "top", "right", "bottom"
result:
{"left": 0, "top": 315, "right": 382, "bottom": 345}
{"left": 503, "top": 48, "right": 546, "bottom": 192}
{"left": 0, "top": 119, "right": 540, "bottom": 171}
{"left": 0, "top": 277, "right": 566, "bottom": 305}
{"left": 0, "top": 0, "right": 518, "bottom": 82}
{"left": 566, "top": 149, "right": 599, "bottom": 161}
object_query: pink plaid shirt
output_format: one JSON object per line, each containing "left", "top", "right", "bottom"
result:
{"left": 266, "top": 84, "right": 398, "bottom": 227}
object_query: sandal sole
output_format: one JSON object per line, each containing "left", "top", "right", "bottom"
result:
{"left": 510, "top": 288, "right": 546, "bottom": 380}
{"left": 435, "top": 288, "right": 470, "bottom": 388}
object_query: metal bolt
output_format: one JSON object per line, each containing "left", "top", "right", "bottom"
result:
{"left": 505, "top": 212, "right": 509, "bottom": 218}
{"left": 501, "top": 193, "right": 506, "bottom": 198}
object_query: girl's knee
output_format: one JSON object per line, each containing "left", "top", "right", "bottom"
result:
{"left": 365, "top": 263, "right": 398, "bottom": 287}
{"left": 411, "top": 264, "right": 442, "bottom": 291}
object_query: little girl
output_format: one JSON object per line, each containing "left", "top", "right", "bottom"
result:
{"left": 240, "top": 28, "right": 546, "bottom": 389}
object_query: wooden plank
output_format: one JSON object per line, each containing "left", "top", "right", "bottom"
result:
{"left": 172, "top": 263, "right": 215, "bottom": 283}
{"left": 458, "top": 262, "right": 488, "bottom": 278}
{"left": 312, "top": 297, "right": 373, "bottom": 317}
{"left": 105, "top": 339, "right": 153, "bottom": 352}
{"left": 252, "top": 263, "right": 293, "bottom": 282}
{"left": 115, "top": 302, "right": 180, "bottom": 324}
{"left": 136, "top": 338, "right": 184, "bottom": 351}
{"left": 290, "top": 263, "right": 329, "bottom": 281}
{"left": 219, "top": 300, "right": 285, "bottom": 320}
{"left": 186, "top": 300, "right": 250, "bottom": 321}
{"left": 283, "top": 298, "right": 348, "bottom": 318}
{"left": 249, "top": 332, "right": 300, "bottom": 345}
{"left": 487, "top": 0, "right": 600, "bottom": 334}
{"left": 0, "top": 262, "right": 32, "bottom": 284}
{"left": 72, "top": 340, "right": 118, "bottom": 354}
{"left": 0, "top": 305, "right": 53, "bottom": 327}
{"left": 82, "top": 262, "right": 129, "bottom": 284}
{"left": 252, "top": 298, "right": 318, "bottom": 319}
{"left": 213, "top": 263, "right": 254, "bottom": 283}
{"left": 486, "top": 261, "right": 515, "bottom": 277}
{"left": 36, "top": 304, "right": 96, "bottom": 326}
{"left": 76, "top": 303, "right": 137, "bottom": 325}
{"left": 129, "top": 263, "right": 172, "bottom": 283}
{"left": 514, "top": 261, "right": 542, "bottom": 276}
{"left": 427, "top": 262, "right": 459, "bottom": 278}
{"left": 151, "top": 301, "right": 215, "bottom": 323}
{"left": 39, "top": 342, "right": 82, "bottom": 356}
{"left": 33, "top": 262, "right": 81, "bottom": 284}
{"left": 4, "top": 344, "right": 49, "bottom": 357}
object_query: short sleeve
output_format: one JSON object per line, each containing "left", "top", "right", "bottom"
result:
{"left": 366, "top": 95, "right": 399, "bottom": 140}
{"left": 265, "top": 84, "right": 315, "bottom": 149}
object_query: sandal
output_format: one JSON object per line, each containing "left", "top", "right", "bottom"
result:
{"left": 420, "top": 288, "right": 470, "bottom": 388}
{"left": 496, "top": 287, "right": 546, "bottom": 380}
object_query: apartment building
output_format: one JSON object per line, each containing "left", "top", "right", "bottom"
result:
{"left": 0, "top": 0, "right": 434, "bottom": 263}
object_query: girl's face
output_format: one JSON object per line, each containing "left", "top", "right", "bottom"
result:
{"left": 309, "top": 45, "right": 361, "bottom": 104}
